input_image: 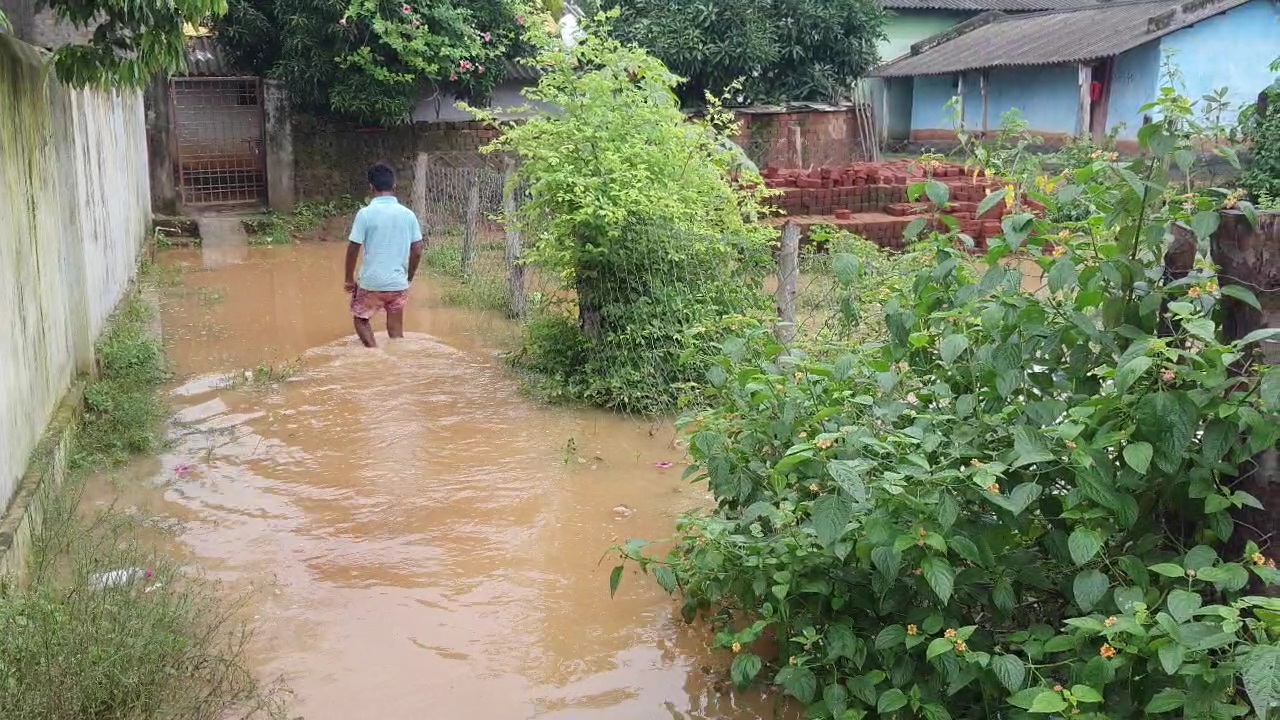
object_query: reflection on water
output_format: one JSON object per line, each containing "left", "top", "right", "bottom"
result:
{"left": 110, "top": 245, "right": 791, "bottom": 719}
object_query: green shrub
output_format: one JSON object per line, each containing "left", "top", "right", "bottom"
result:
{"left": 615, "top": 100, "right": 1280, "bottom": 719}
{"left": 479, "top": 25, "right": 775, "bottom": 414}
{"left": 1241, "top": 73, "right": 1280, "bottom": 205}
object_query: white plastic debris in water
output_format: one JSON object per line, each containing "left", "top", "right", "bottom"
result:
{"left": 613, "top": 505, "right": 635, "bottom": 518}
{"left": 89, "top": 568, "right": 154, "bottom": 590}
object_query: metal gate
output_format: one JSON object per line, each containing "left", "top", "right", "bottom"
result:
{"left": 171, "top": 77, "right": 267, "bottom": 205}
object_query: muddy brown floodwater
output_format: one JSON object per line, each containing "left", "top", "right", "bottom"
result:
{"left": 108, "top": 243, "right": 795, "bottom": 720}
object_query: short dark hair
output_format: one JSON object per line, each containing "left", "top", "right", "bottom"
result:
{"left": 368, "top": 163, "right": 395, "bottom": 192}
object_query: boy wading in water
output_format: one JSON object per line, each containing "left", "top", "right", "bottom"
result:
{"left": 344, "top": 163, "right": 424, "bottom": 348}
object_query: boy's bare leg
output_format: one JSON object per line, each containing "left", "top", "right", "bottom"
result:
{"left": 387, "top": 310, "right": 405, "bottom": 339}
{"left": 353, "top": 317, "right": 377, "bottom": 348}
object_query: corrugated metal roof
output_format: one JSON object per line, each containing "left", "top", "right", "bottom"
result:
{"left": 179, "top": 35, "right": 232, "bottom": 76}
{"left": 873, "top": 0, "right": 1252, "bottom": 76}
{"left": 882, "top": 0, "right": 1091, "bottom": 11}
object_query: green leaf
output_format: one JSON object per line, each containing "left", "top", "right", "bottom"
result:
{"left": 1220, "top": 284, "right": 1262, "bottom": 310}
{"left": 1149, "top": 563, "right": 1185, "bottom": 578}
{"left": 1239, "top": 328, "right": 1280, "bottom": 346}
{"left": 654, "top": 565, "right": 678, "bottom": 593}
{"left": 824, "top": 683, "right": 849, "bottom": 716}
{"left": 1122, "top": 442, "right": 1153, "bottom": 474}
{"left": 1073, "top": 569, "right": 1109, "bottom": 612}
{"left": 1191, "top": 210, "right": 1220, "bottom": 240}
{"left": 877, "top": 688, "right": 908, "bottom": 714}
{"left": 1166, "top": 588, "right": 1202, "bottom": 623}
{"left": 993, "top": 576, "right": 1016, "bottom": 613}
{"left": 609, "top": 565, "right": 624, "bottom": 598}
{"left": 1071, "top": 685, "right": 1104, "bottom": 703}
{"left": 1116, "top": 356, "right": 1153, "bottom": 394}
{"left": 1008, "top": 687, "right": 1045, "bottom": 710}
{"left": 921, "top": 555, "right": 956, "bottom": 604}
{"left": 1012, "top": 426, "right": 1054, "bottom": 467}
{"left": 940, "top": 334, "right": 970, "bottom": 365}
{"left": 848, "top": 675, "right": 878, "bottom": 706}
{"left": 1029, "top": 690, "right": 1069, "bottom": 713}
{"left": 905, "top": 217, "right": 928, "bottom": 240}
{"left": 1068, "top": 527, "right": 1104, "bottom": 566}
{"left": 991, "top": 654, "right": 1027, "bottom": 692}
{"left": 927, "top": 637, "right": 954, "bottom": 660}
{"left": 1241, "top": 644, "right": 1280, "bottom": 716}
{"left": 926, "top": 179, "right": 950, "bottom": 207}
{"left": 977, "top": 188, "right": 1008, "bottom": 218}
{"left": 1145, "top": 688, "right": 1186, "bottom": 713}
{"left": 826, "top": 624, "right": 858, "bottom": 661}
{"left": 1157, "top": 642, "right": 1185, "bottom": 675}
{"left": 774, "top": 665, "right": 818, "bottom": 704}
{"left": 730, "top": 652, "right": 763, "bottom": 688}
{"left": 1185, "top": 318, "right": 1217, "bottom": 342}
{"left": 990, "top": 483, "right": 1043, "bottom": 516}
{"left": 810, "top": 494, "right": 853, "bottom": 548}
{"left": 875, "top": 624, "right": 907, "bottom": 650}
{"left": 1134, "top": 391, "right": 1198, "bottom": 473}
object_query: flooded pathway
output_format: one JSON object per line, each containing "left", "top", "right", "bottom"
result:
{"left": 117, "top": 244, "right": 786, "bottom": 719}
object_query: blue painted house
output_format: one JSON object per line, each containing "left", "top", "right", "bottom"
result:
{"left": 872, "top": 0, "right": 1096, "bottom": 140}
{"left": 872, "top": 0, "right": 1280, "bottom": 148}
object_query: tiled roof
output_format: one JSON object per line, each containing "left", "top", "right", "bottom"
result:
{"left": 882, "top": 0, "right": 1091, "bottom": 10}
{"left": 180, "top": 35, "right": 233, "bottom": 76}
{"left": 873, "top": 0, "right": 1251, "bottom": 77}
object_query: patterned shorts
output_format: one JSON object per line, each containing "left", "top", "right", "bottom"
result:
{"left": 350, "top": 287, "right": 409, "bottom": 319}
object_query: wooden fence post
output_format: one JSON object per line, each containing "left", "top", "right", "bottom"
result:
{"left": 413, "top": 152, "right": 429, "bottom": 234}
{"left": 461, "top": 169, "right": 480, "bottom": 275}
{"left": 1211, "top": 209, "right": 1280, "bottom": 575}
{"left": 776, "top": 221, "right": 801, "bottom": 344}
{"left": 502, "top": 157, "right": 525, "bottom": 319}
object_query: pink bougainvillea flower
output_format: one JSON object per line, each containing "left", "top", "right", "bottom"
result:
{"left": 477, "top": 64, "right": 485, "bottom": 73}
{"left": 483, "top": 31, "right": 491, "bottom": 42}
{"left": 401, "top": 4, "right": 412, "bottom": 14}
{"left": 654, "top": 461, "right": 674, "bottom": 469}
{"left": 516, "top": 14, "right": 526, "bottom": 25}
{"left": 450, "top": 73, "right": 458, "bottom": 81}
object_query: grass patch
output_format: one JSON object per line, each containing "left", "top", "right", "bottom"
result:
{"left": 422, "top": 237, "right": 513, "bottom": 314}
{"left": 0, "top": 287, "right": 288, "bottom": 720}
{"left": 245, "top": 197, "right": 362, "bottom": 246}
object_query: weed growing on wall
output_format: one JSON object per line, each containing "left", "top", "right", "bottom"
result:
{"left": 74, "top": 295, "right": 168, "bottom": 469}
{"left": 477, "top": 23, "right": 776, "bottom": 414}
{"left": 613, "top": 89, "right": 1280, "bottom": 718}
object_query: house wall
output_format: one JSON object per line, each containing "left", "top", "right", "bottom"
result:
{"left": 1160, "top": 0, "right": 1280, "bottom": 126}
{"left": 874, "top": 9, "right": 975, "bottom": 141}
{"left": 1105, "top": 41, "right": 1162, "bottom": 141}
{"left": 1, "top": 34, "right": 151, "bottom": 513}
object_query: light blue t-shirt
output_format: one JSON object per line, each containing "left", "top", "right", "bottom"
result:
{"left": 349, "top": 196, "right": 423, "bottom": 292}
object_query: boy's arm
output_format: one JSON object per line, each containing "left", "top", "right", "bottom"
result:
{"left": 406, "top": 214, "right": 425, "bottom": 283}
{"left": 345, "top": 211, "right": 366, "bottom": 292}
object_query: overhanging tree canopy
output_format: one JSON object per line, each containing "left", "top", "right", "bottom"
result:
{"left": 598, "top": 0, "right": 887, "bottom": 107}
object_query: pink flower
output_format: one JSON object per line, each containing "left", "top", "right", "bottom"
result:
{"left": 412, "top": 20, "right": 420, "bottom": 28}
{"left": 450, "top": 73, "right": 458, "bottom": 81}
{"left": 459, "top": 59, "right": 472, "bottom": 70}
{"left": 654, "top": 461, "right": 674, "bottom": 469}
{"left": 478, "top": 64, "right": 485, "bottom": 73}
{"left": 483, "top": 31, "right": 492, "bottom": 42}
{"left": 401, "top": 4, "right": 412, "bottom": 14}
{"left": 516, "top": 14, "right": 526, "bottom": 25}
{"left": 338, "top": 17, "right": 347, "bottom": 26}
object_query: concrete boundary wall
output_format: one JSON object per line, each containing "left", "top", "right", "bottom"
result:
{"left": 0, "top": 34, "right": 151, "bottom": 517}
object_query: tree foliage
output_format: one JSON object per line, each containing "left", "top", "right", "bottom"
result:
{"left": 478, "top": 24, "right": 776, "bottom": 413}
{"left": 14, "top": 0, "right": 226, "bottom": 88}
{"left": 598, "top": 0, "right": 887, "bottom": 107}
{"left": 613, "top": 90, "right": 1280, "bottom": 718}
{"left": 215, "top": 0, "right": 556, "bottom": 125}
{"left": 1241, "top": 58, "right": 1280, "bottom": 208}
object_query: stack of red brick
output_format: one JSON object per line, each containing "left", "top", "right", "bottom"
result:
{"left": 759, "top": 159, "right": 1040, "bottom": 248}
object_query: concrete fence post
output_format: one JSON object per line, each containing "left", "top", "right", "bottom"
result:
{"left": 502, "top": 157, "right": 526, "bottom": 319}
{"left": 776, "top": 221, "right": 801, "bottom": 344}
{"left": 262, "top": 80, "right": 295, "bottom": 213}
